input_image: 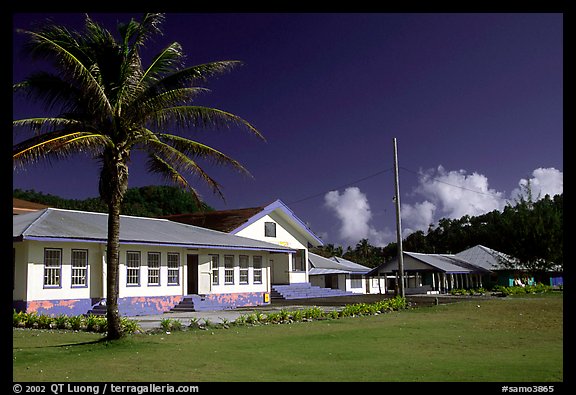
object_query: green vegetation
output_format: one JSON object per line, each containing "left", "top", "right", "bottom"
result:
{"left": 13, "top": 295, "right": 562, "bottom": 382}
{"left": 13, "top": 311, "right": 141, "bottom": 334}
{"left": 13, "top": 185, "right": 213, "bottom": 217}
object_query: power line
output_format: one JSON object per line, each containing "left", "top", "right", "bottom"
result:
{"left": 399, "top": 166, "right": 511, "bottom": 202}
{"left": 287, "top": 164, "right": 512, "bottom": 207}
{"left": 287, "top": 167, "right": 394, "bottom": 205}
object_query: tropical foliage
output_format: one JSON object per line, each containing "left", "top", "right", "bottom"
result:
{"left": 13, "top": 185, "right": 213, "bottom": 217}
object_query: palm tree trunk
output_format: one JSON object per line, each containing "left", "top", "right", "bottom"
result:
{"left": 106, "top": 201, "right": 123, "bottom": 340}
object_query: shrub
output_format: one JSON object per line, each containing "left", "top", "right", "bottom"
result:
{"left": 120, "top": 317, "right": 141, "bottom": 334}
{"left": 68, "top": 315, "right": 84, "bottom": 331}
{"left": 53, "top": 314, "right": 70, "bottom": 330}
{"left": 160, "top": 318, "right": 183, "bottom": 332}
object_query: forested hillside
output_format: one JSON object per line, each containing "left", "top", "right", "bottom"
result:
{"left": 13, "top": 185, "right": 212, "bottom": 217}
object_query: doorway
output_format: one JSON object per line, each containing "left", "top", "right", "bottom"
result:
{"left": 187, "top": 254, "right": 199, "bottom": 295}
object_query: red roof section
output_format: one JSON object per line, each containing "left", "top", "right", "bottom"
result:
{"left": 162, "top": 206, "right": 265, "bottom": 233}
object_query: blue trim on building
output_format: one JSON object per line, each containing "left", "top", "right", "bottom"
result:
{"left": 13, "top": 292, "right": 270, "bottom": 317}
{"left": 230, "top": 199, "right": 324, "bottom": 246}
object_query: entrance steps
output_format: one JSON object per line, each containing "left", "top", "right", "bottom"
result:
{"left": 271, "top": 283, "right": 355, "bottom": 300}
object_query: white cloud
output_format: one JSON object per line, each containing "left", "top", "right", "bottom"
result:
{"left": 324, "top": 187, "right": 394, "bottom": 246}
{"left": 416, "top": 165, "right": 505, "bottom": 219}
{"left": 511, "top": 167, "right": 563, "bottom": 201}
{"left": 401, "top": 165, "right": 564, "bottom": 236}
{"left": 401, "top": 200, "right": 436, "bottom": 235}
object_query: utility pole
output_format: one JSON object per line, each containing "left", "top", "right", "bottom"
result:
{"left": 393, "top": 137, "right": 405, "bottom": 298}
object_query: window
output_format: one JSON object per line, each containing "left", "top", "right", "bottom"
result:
{"left": 167, "top": 253, "right": 180, "bottom": 285}
{"left": 292, "top": 250, "right": 305, "bottom": 271}
{"left": 224, "top": 255, "right": 234, "bottom": 284}
{"left": 147, "top": 252, "right": 161, "bottom": 285}
{"left": 350, "top": 274, "right": 363, "bottom": 289}
{"left": 44, "top": 248, "right": 61, "bottom": 287}
{"left": 126, "top": 251, "right": 141, "bottom": 286}
{"left": 264, "top": 221, "right": 276, "bottom": 237}
{"left": 210, "top": 255, "right": 219, "bottom": 285}
{"left": 71, "top": 249, "right": 88, "bottom": 287}
{"left": 239, "top": 255, "right": 249, "bottom": 284}
{"left": 253, "top": 256, "right": 263, "bottom": 284}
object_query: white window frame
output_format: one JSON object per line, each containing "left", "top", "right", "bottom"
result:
{"left": 126, "top": 251, "right": 141, "bottom": 286}
{"left": 43, "top": 248, "right": 62, "bottom": 288}
{"left": 224, "top": 255, "right": 234, "bottom": 285}
{"left": 71, "top": 249, "right": 88, "bottom": 287}
{"left": 210, "top": 255, "right": 220, "bottom": 285}
{"left": 239, "top": 255, "right": 249, "bottom": 284}
{"left": 147, "top": 252, "right": 161, "bottom": 286}
{"left": 253, "top": 256, "right": 263, "bottom": 284}
{"left": 167, "top": 252, "right": 180, "bottom": 285}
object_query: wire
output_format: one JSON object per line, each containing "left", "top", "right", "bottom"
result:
{"left": 287, "top": 167, "right": 394, "bottom": 205}
{"left": 287, "top": 165, "right": 513, "bottom": 206}
{"left": 399, "top": 166, "right": 511, "bottom": 202}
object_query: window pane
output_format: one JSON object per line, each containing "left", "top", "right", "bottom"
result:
{"left": 264, "top": 222, "right": 276, "bottom": 237}
{"left": 239, "top": 255, "right": 249, "bottom": 284}
{"left": 167, "top": 253, "right": 180, "bottom": 285}
{"left": 211, "top": 255, "right": 219, "bottom": 285}
{"left": 148, "top": 252, "right": 160, "bottom": 285}
{"left": 71, "top": 249, "right": 87, "bottom": 286}
{"left": 253, "top": 256, "right": 262, "bottom": 284}
{"left": 44, "top": 249, "right": 61, "bottom": 287}
{"left": 224, "top": 255, "right": 234, "bottom": 284}
{"left": 126, "top": 251, "right": 140, "bottom": 286}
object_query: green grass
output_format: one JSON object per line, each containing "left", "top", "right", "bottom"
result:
{"left": 13, "top": 294, "right": 563, "bottom": 382}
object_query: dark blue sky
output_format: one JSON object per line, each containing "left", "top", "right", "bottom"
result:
{"left": 12, "top": 12, "right": 563, "bottom": 247}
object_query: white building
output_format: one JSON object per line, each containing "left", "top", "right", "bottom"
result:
{"left": 13, "top": 208, "right": 294, "bottom": 316}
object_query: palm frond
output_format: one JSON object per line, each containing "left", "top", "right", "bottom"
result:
{"left": 17, "top": 27, "right": 113, "bottom": 117}
{"left": 149, "top": 61, "right": 242, "bottom": 93}
{"left": 13, "top": 72, "right": 79, "bottom": 114}
{"left": 13, "top": 131, "right": 110, "bottom": 169}
{"left": 152, "top": 106, "right": 265, "bottom": 141}
{"left": 140, "top": 42, "right": 184, "bottom": 84}
{"left": 13, "top": 117, "right": 86, "bottom": 134}
{"left": 143, "top": 139, "right": 225, "bottom": 199}
{"left": 127, "top": 87, "right": 210, "bottom": 124}
{"left": 145, "top": 154, "right": 204, "bottom": 205}
{"left": 156, "top": 133, "right": 252, "bottom": 177}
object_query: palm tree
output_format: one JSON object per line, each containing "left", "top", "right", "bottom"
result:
{"left": 13, "top": 13, "right": 264, "bottom": 339}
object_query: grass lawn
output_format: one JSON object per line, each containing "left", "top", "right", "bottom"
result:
{"left": 13, "top": 294, "right": 563, "bottom": 382}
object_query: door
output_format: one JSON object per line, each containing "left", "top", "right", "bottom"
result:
{"left": 187, "top": 254, "right": 199, "bottom": 295}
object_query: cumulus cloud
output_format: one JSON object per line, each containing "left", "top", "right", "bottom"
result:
{"left": 323, "top": 166, "right": 563, "bottom": 246}
{"left": 324, "top": 187, "right": 393, "bottom": 246}
{"left": 416, "top": 165, "right": 505, "bottom": 220}
{"left": 401, "top": 200, "right": 436, "bottom": 236}
{"left": 401, "top": 165, "right": 563, "bottom": 234}
{"left": 511, "top": 167, "right": 563, "bottom": 201}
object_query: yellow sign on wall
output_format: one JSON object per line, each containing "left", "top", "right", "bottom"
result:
{"left": 263, "top": 293, "right": 270, "bottom": 303}
{"left": 278, "top": 241, "right": 289, "bottom": 247}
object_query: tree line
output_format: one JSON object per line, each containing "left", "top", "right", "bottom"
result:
{"left": 13, "top": 185, "right": 213, "bottom": 217}
{"left": 311, "top": 192, "right": 563, "bottom": 274}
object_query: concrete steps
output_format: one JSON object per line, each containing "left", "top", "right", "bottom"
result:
{"left": 271, "top": 283, "right": 355, "bottom": 300}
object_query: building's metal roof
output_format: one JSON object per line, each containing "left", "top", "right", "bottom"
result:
{"left": 455, "top": 244, "right": 517, "bottom": 270}
{"left": 366, "top": 250, "right": 493, "bottom": 276}
{"left": 405, "top": 252, "right": 491, "bottom": 273}
{"left": 308, "top": 252, "right": 370, "bottom": 275}
{"left": 13, "top": 208, "right": 295, "bottom": 253}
